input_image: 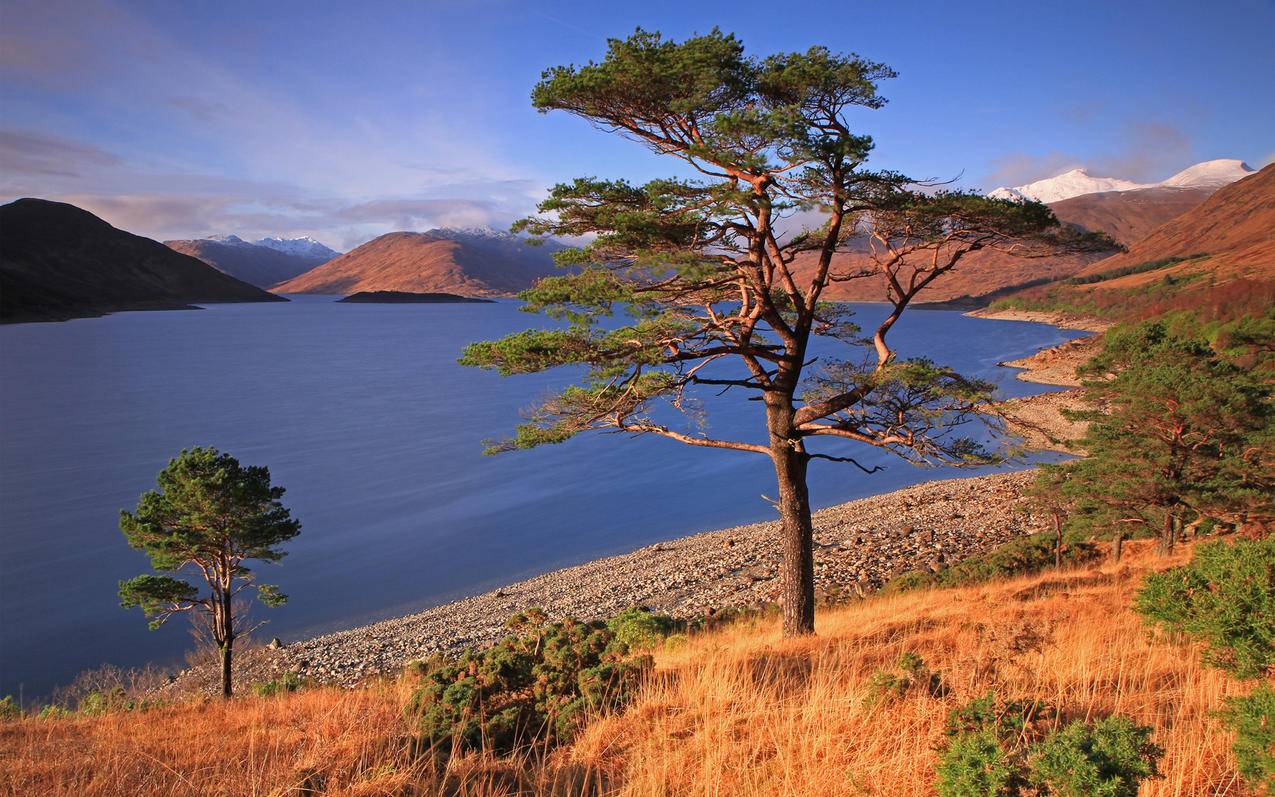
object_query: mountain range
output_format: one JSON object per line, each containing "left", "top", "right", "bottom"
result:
{"left": 165, "top": 235, "right": 338, "bottom": 288}
{"left": 0, "top": 199, "right": 283, "bottom": 323}
{"left": 988, "top": 158, "right": 1254, "bottom": 203}
{"left": 272, "top": 228, "right": 565, "bottom": 296}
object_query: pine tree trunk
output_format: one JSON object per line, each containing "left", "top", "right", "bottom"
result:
{"left": 1112, "top": 532, "right": 1124, "bottom": 563}
{"left": 767, "top": 401, "right": 815, "bottom": 637}
{"left": 219, "top": 642, "right": 233, "bottom": 698}
{"left": 1052, "top": 512, "right": 1063, "bottom": 569}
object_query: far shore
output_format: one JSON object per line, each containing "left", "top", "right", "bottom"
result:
{"left": 167, "top": 313, "right": 1101, "bottom": 695}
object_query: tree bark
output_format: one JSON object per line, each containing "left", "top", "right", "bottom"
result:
{"left": 1052, "top": 512, "right": 1063, "bottom": 569}
{"left": 219, "top": 642, "right": 233, "bottom": 699}
{"left": 767, "top": 400, "right": 815, "bottom": 636}
{"left": 1112, "top": 532, "right": 1124, "bottom": 563}
{"left": 218, "top": 583, "right": 235, "bottom": 698}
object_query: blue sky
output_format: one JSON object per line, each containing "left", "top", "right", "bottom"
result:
{"left": 2, "top": 0, "right": 1272, "bottom": 249}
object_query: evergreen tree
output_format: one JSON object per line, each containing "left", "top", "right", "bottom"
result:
{"left": 461, "top": 30, "right": 1108, "bottom": 635}
{"left": 1060, "top": 316, "right": 1272, "bottom": 552}
{"left": 118, "top": 447, "right": 300, "bottom": 697}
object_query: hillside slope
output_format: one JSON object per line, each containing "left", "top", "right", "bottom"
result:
{"left": 1071, "top": 162, "right": 1275, "bottom": 287}
{"left": 165, "top": 237, "right": 328, "bottom": 288}
{"left": 273, "top": 229, "right": 563, "bottom": 296}
{"left": 0, "top": 199, "right": 283, "bottom": 323}
{"left": 0, "top": 541, "right": 1242, "bottom": 796}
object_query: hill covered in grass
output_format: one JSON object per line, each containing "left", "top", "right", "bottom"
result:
{"left": 0, "top": 539, "right": 1253, "bottom": 796}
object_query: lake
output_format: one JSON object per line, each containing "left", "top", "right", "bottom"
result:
{"left": 0, "top": 296, "right": 1081, "bottom": 699}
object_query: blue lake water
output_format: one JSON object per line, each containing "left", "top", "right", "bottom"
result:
{"left": 0, "top": 296, "right": 1081, "bottom": 699}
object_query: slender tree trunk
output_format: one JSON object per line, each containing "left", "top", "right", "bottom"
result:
{"left": 1158, "top": 512, "right": 1176, "bottom": 556}
{"left": 1052, "top": 511, "right": 1063, "bottom": 569}
{"left": 1112, "top": 531, "right": 1124, "bottom": 563}
{"left": 219, "top": 585, "right": 235, "bottom": 698}
{"left": 767, "top": 399, "right": 815, "bottom": 637}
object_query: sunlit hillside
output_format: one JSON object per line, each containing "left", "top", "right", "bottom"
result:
{"left": 1, "top": 539, "right": 1250, "bottom": 796}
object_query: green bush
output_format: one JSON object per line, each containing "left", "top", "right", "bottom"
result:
{"left": 936, "top": 694, "right": 1159, "bottom": 797}
{"left": 1029, "top": 716, "right": 1161, "bottom": 797}
{"left": 36, "top": 704, "right": 72, "bottom": 720}
{"left": 78, "top": 687, "right": 130, "bottom": 715}
{"left": 864, "top": 651, "right": 947, "bottom": 706}
{"left": 885, "top": 533, "right": 1099, "bottom": 594}
{"left": 252, "top": 672, "right": 305, "bottom": 697}
{"left": 405, "top": 609, "right": 652, "bottom": 757}
{"left": 936, "top": 728, "right": 1022, "bottom": 797}
{"left": 0, "top": 695, "right": 20, "bottom": 721}
{"left": 1220, "top": 683, "right": 1275, "bottom": 794}
{"left": 606, "top": 606, "right": 679, "bottom": 649}
{"left": 1134, "top": 537, "right": 1275, "bottom": 678}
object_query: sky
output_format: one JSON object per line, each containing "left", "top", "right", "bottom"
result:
{"left": 1, "top": 0, "right": 1272, "bottom": 251}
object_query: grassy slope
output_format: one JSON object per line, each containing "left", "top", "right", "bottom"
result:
{"left": 0, "top": 539, "right": 1248, "bottom": 796}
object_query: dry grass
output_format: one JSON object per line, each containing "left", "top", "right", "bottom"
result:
{"left": 1, "top": 540, "right": 1251, "bottom": 796}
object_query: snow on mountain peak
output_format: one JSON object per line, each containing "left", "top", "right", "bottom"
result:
{"left": 207, "top": 234, "right": 249, "bottom": 246}
{"left": 988, "top": 158, "right": 1256, "bottom": 204}
{"left": 253, "top": 236, "right": 341, "bottom": 260}
{"left": 988, "top": 168, "right": 1148, "bottom": 203}
{"left": 1158, "top": 159, "right": 1255, "bottom": 189}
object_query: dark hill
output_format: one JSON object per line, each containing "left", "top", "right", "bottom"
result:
{"left": 0, "top": 198, "right": 284, "bottom": 323}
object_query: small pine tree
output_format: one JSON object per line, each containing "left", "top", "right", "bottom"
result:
{"left": 118, "top": 447, "right": 300, "bottom": 697}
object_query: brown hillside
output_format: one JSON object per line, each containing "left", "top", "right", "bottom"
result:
{"left": 273, "top": 230, "right": 562, "bottom": 296}
{"left": 165, "top": 238, "right": 327, "bottom": 288}
{"left": 0, "top": 199, "right": 283, "bottom": 323}
{"left": 816, "top": 179, "right": 1238, "bottom": 304}
{"left": 1071, "top": 162, "right": 1275, "bottom": 288}
{"left": 1048, "top": 185, "right": 1212, "bottom": 246}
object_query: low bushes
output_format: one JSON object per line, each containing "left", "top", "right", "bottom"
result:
{"left": 885, "top": 533, "right": 1099, "bottom": 594}
{"left": 936, "top": 692, "right": 1161, "bottom": 797}
{"left": 405, "top": 607, "right": 671, "bottom": 757}
{"left": 1219, "top": 684, "right": 1275, "bottom": 795}
{"left": 1134, "top": 536, "right": 1275, "bottom": 679}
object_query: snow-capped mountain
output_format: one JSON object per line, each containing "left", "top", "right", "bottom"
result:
{"left": 989, "top": 159, "right": 1255, "bottom": 203}
{"left": 254, "top": 236, "right": 341, "bottom": 261}
{"left": 207, "top": 234, "right": 252, "bottom": 246}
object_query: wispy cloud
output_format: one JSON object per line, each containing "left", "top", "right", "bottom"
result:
{"left": 981, "top": 120, "right": 1198, "bottom": 189}
{"left": 0, "top": 129, "right": 121, "bottom": 179}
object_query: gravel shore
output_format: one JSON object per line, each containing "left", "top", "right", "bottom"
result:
{"left": 169, "top": 318, "right": 1099, "bottom": 694}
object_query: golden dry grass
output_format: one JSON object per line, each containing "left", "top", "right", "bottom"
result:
{"left": 0, "top": 540, "right": 1252, "bottom": 796}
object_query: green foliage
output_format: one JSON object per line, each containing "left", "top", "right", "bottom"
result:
{"left": 252, "top": 672, "right": 305, "bottom": 697}
{"left": 1030, "top": 716, "right": 1162, "bottom": 797}
{"left": 36, "top": 704, "right": 71, "bottom": 720}
{"left": 73, "top": 687, "right": 157, "bottom": 715}
{"left": 1054, "top": 314, "right": 1273, "bottom": 548}
{"left": 1064, "top": 254, "right": 1205, "bottom": 285}
{"left": 1134, "top": 537, "right": 1275, "bottom": 678}
{"left": 936, "top": 693, "right": 1049, "bottom": 797}
{"left": 864, "top": 651, "right": 947, "bottom": 706}
{"left": 936, "top": 729, "right": 1022, "bottom": 797}
{"left": 885, "top": 533, "right": 1100, "bottom": 594}
{"left": 0, "top": 695, "right": 20, "bottom": 721}
{"left": 605, "top": 607, "right": 680, "bottom": 649}
{"left": 119, "top": 447, "right": 301, "bottom": 696}
{"left": 405, "top": 610, "right": 652, "bottom": 757}
{"left": 1219, "top": 683, "right": 1275, "bottom": 794}
{"left": 936, "top": 694, "right": 1159, "bottom": 797}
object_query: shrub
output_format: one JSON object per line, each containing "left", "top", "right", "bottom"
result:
{"left": 1219, "top": 683, "right": 1275, "bottom": 794}
{"left": 865, "top": 651, "right": 947, "bottom": 706}
{"left": 0, "top": 695, "right": 20, "bottom": 721}
{"left": 78, "top": 687, "right": 129, "bottom": 715}
{"left": 936, "top": 695, "right": 1159, "bottom": 797}
{"left": 605, "top": 606, "right": 679, "bottom": 649}
{"left": 36, "top": 704, "right": 72, "bottom": 720}
{"left": 1029, "top": 716, "right": 1161, "bottom": 797}
{"left": 885, "top": 533, "right": 1099, "bottom": 594}
{"left": 936, "top": 728, "right": 1020, "bottom": 797}
{"left": 936, "top": 693, "right": 1047, "bottom": 796}
{"left": 405, "top": 609, "right": 652, "bottom": 757}
{"left": 252, "top": 672, "right": 304, "bottom": 697}
{"left": 1134, "top": 536, "right": 1275, "bottom": 678}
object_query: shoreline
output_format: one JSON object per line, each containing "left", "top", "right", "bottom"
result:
{"left": 168, "top": 316, "right": 1100, "bottom": 694}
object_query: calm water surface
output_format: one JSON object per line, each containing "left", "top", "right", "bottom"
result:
{"left": 0, "top": 296, "right": 1081, "bottom": 698}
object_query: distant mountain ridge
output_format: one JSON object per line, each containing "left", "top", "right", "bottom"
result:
{"left": 272, "top": 227, "right": 566, "bottom": 297}
{"left": 165, "top": 236, "right": 335, "bottom": 288}
{"left": 989, "top": 159, "right": 1255, "bottom": 203}
{"left": 0, "top": 198, "right": 283, "bottom": 323}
